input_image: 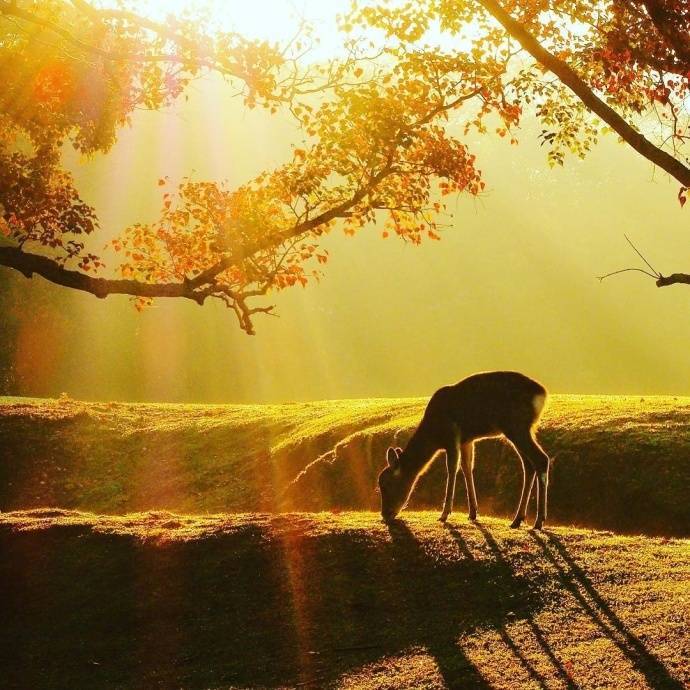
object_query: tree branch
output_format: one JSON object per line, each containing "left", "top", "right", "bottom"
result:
{"left": 640, "top": 0, "right": 690, "bottom": 67}
{"left": 0, "top": 0, "right": 247, "bottom": 79}
{"left": 0, "top": 245, "right": 208, "bottom": 303}
{"left": 477, "top": 0, "right": 690, "bottom": 187}
{"left": 655, "top": 273, "right": 690, "bottom": 287}
{"left": 596, "top": 235, "right": 690, "bottom": 289}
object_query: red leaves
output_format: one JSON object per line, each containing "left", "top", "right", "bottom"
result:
{"left": 32, "top": 63, "right": 75, "bottom": 105}
{"left": 679, "top": 187, "right": 688, "bottom": 208}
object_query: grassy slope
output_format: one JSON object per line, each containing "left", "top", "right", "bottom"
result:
{"left": 1, "top": 395, "right": 690, "bottom": 535}
{"left": 0, "top": 510, "right": 687, "bottom": 690}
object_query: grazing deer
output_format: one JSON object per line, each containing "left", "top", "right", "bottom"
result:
{"left": 378, "top": 371, "right": 551, "bottom": 529}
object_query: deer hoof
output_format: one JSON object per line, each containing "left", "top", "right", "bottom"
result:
{"left": 468, "top": 513, "right": 478, "bottom": 522}
{"left": 532, "top": 520, "right": 544, "bottom": 531}
{"left": 438, "top": 512, "right": 449, "bottom": 523}
{"left": 510, "top": 517, "right": 524, "bottom": 529}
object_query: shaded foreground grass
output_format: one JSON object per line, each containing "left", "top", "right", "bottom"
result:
{"left": 1, "top": 510, "right": 688, "bottom": 689}
{"left": 1, "top": 394, "right": 690, "bottom": 535}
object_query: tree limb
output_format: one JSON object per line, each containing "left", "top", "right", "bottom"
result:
{"left": 0, "top": 245, "right": 208, "bottom": 303}
{"left": 596, "top": 235, "right": 690, "bottom": 289}
{"left": 655, "top": 273, "right": 690, "bottom": 287}
{"left": 0, "top": 0, "right": 246, "bottom": 79}
{"left": 640, "top": 0, "right": 690, "bottom": 67}
{"left": 477, "top": 0, "right": 690, "bottom": 187}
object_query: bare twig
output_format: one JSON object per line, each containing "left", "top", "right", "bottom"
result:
{"left": 597, "top": 234, "right": 690, "bottom": 289}
{"left": 597, "top": 267, "right": 660, "bottom": 281}
{"left": 624, "top": 234, "right": 661, "bottom": 278}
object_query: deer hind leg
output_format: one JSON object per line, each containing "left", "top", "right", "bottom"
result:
{"left": 509, "top": 430, "right": 550, "bottom": 530}
{"left": 460, "top": 441, "right": 478, "bottom": 521}
{"left": 509, "top": 454, "right": 536, "bottom": 529}
{"left": 439, "top": 444, "right": 459, "bottom": 522}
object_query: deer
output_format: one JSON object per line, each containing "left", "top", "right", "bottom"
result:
{"left": 378, "top": 371, "right": 551, "bottom": 529}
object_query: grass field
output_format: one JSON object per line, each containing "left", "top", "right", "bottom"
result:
{"left": 1, "top": 394, "right": 690, "bottom": 535}
{"left": 2, "top": 395, "right": 689, "bottom": 688}
{"left": 0, "top": 510, "right": 688, "bottom": 689}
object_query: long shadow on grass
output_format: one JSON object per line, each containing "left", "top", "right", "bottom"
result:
{"left": 469, "top": 523, "right": 579, "bottom": 690}
{"left": 0, "top": 519, "right": 548, "bottom": 690}
{"left": 529, "top": 531, "right": 685, "bottom": 690}
{"left": 384, "top": 520, "right": 494, "bottom": 690}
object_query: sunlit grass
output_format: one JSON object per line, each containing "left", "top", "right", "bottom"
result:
{"left": 1, "top": 393, "right": 689, "bottom": 535}
{"left": 1, "top": 510, "right": 688, "bottom": 688}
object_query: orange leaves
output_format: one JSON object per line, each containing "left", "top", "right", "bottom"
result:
{"left": 133, "top": 297, "right": 153, "bottom": 312}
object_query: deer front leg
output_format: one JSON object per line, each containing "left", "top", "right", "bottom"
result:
{"left": 460, "top": 441, "right": 478, "bottom": 521}
{"left": 439, "top": 444, "right": 459, "bottom": 522}
{"left": 510, "top": 457, "right": 536, "bottom": 529}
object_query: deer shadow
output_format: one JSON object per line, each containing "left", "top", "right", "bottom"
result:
{"left": 5, "top": 518, "right": 679, "bottom": 689}
{"left": 527, "top": 529, "right": 685, "bottom": 690}
{"left": 0, "top": 519, "right": 548, "bottom": 690}
{"left": 445, "top": 522, "right": 579, "bottom": 690}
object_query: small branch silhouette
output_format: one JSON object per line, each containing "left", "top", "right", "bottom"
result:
{"left": 597, "top": 234, "right": 690, "bottom": 288}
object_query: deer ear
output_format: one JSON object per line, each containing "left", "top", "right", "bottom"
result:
{"left": 386, "top": 447, "right": 399, "bottom": 468}
{"left": 394, "top": 447, "right": 403, "bottom": 457}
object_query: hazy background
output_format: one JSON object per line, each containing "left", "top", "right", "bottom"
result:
{"left": 2, "top": 0, "right": 689, "bottom": 402}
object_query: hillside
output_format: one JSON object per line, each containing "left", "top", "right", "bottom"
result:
{"left": 1, "top": 395, "right": 690, "bottom": 535}
{"left": 0, "top": 510, "right": 687, "bottom": 690}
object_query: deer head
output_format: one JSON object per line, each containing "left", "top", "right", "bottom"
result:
{"left": 378, "top": 446, "right": 412, "bottom": 522}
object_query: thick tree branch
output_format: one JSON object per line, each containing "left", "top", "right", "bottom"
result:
{"left": 0, "top": 245, "right": 208, "bottom": 303}
{"left": 477, "top": 0, "right": 690, "bottom": 187}
{"left": 0, "top": 163, "right": 390, "bottom": 302}
{"left": 655, "top": 273, "right": 690, "bottom": 287}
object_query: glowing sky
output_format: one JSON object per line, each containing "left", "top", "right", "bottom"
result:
{"left": 102, "top": 0, "right": 347, "bottom": 49}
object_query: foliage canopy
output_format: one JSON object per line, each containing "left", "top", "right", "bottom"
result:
{"left": 1, "top": 0, "right": 689, "bottom": 332}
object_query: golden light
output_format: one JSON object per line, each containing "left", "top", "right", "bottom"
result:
{"left": 5, "top": 0, "right": 690, "bottom": 403}
{"left": 99, "top": 0, "right": 349, "bottom": 50}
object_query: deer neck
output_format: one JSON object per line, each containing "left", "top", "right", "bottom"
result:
{"left": 400, "top": 425, "right": 439, "bottom": 478}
